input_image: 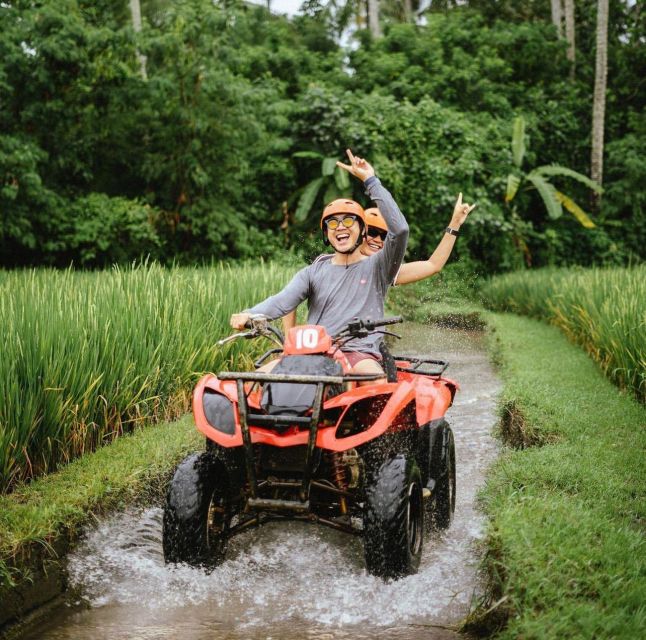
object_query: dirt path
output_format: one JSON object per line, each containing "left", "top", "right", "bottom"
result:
{"left": 21, "top": 323, "right": 500, "bottom": 640}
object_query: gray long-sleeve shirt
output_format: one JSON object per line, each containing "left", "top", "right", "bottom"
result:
{"left": 247, "top": 177, "right": 408, "bottom": 355}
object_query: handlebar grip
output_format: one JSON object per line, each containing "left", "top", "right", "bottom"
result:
{"left": 379, "top": 316, "right": 403, "bottom": 326}
{"left": 364, "top": 316, "right": 403, "bottom": 329}
{"left": 244, "top": 313, "right": 269, "bottom": 329}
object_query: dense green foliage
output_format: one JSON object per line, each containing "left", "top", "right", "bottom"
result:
{"left": 1, "top": 0, "right": 644, "bottom": 269}
{"left": 0, "top": 262, "right": 294, "bottom": 491}
{"left": 481, "top": 266, "right": 646, "bottom": 402}
{"left": 479, "top": 313, "right": 645, "bottom": 638}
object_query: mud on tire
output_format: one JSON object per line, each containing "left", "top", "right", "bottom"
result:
{"left": 430, "top": 427, "right": 456, "bottom": 530}
{"left": 163, "top": 451, "right": 231, "bottom": 567}
{"left": 363, "top": 454, "right": 424, "bottom": 579}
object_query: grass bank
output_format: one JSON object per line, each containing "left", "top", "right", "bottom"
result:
{"left": 0, "top": 414, "right": 203, "bottom": 626}
{"left": 470, "top": 312, "right": 646, "bottom": 638}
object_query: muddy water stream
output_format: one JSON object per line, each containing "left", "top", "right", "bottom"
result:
{"left": 23, "top": 323, "right": 500, "bottom": 640}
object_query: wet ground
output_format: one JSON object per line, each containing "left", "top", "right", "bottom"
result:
{"left": 20, "top": 323, "right": 500, "bottom": 640}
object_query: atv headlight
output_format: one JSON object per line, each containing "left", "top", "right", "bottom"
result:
{"left": 203, "top": 391, "right": 236, "bottom": 435}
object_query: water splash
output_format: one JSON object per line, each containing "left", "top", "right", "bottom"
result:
{"left": 42, "top": 325, "right": 500, "bottom": 639}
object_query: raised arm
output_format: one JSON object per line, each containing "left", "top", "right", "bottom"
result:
{"left": 337, "top": 149, "right": 408, "bottom": 285}
{"left": 396, "top": 193, "right": 475, "bottom": 285}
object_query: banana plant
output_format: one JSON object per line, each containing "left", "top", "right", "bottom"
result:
{"left": 291, "top": 151, "right": 352, "bottom": 222}
{"left": 506, "top": 116, "right": 603, "bottom": 228}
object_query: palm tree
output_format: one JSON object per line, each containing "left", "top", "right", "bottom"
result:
{"left": 591, "top": 0, "right": 609, "bottom": 204}
{"left": 564, "top": 0, "right": 576, "bottom": 78}
{"left": 550, "top": 0, "right": 563, "bottom": 38}
{"left": 129, "top": 0, "right": 147, "bottom": 79}
{"left": 368, "top": 0, "right": 382, "bottom": 38}
{"left": 550, "top": 0, "right": 575, "bottom": 78}
{"left": 505, "top": 116, "right": 603, "bottom": 264}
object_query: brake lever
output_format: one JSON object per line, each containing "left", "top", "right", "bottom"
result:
{"left": 380, "top": 330, "right": 401, "bottom": 339}
{"left": 259, "top": 330, "right": 284, "bottom": 349}
{"left": 217, "top": 331, "right": 254, "bottom": 346}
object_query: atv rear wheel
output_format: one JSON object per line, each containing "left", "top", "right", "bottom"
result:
{"left": 430, "top": 427, "right": 456, "bottom": 530}
{"left": 163, "top": 451, "right": 232, "bottom": 567}
{"left": 363, "top": 454, "right": 424, "bottom": 579}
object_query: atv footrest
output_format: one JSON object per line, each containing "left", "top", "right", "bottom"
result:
{"left": 247, "top": 497, "right": 310, "bottom": 513}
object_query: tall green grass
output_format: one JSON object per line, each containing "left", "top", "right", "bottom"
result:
{"left": 0, "top": 262, "right": 294, "bottom": 492}
{"left": 481, "top": 266, "right": 646, "bottom": 402}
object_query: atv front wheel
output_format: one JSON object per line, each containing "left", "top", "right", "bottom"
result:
{"left": 363, "top": 454, "right": 424, "bottom": 579}
{"left": 430, "top": 427, "right": 456, "bottom": 530}
{"left": 163, "top": 451, "right": 232, "bottom": 567}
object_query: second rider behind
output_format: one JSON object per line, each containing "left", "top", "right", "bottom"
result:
{"left": 229, "top": 150, "right": 407, "bottom": 382}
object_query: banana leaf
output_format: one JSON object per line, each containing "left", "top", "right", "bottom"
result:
{"left": 555, "top": 190, "right": 596, "bottom": 228}
{"left": 527, "top": 172, "right": 562, "bottom": 219}
{"left": 295, "top": 177, "right": 324, "bottom": 221}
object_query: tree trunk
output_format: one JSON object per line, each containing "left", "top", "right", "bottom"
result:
{"left": 564, "top": 0, "right": 576, "bottom": 78}
{"left": 368, "top": 0, "right": 382, "bottom": 38}
{"left": 129, "top": 0, "right": 147, "bottom": 80}
{"left": 551, "top": 0, "right": 563, "bottom": 38}
{"left": 591, "top": 0, "right": 608, "bottom": 201}
{"left": 403, "top": 0, "right": 413, "bottom": 23}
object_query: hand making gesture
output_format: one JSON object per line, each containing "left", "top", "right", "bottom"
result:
{"left": 450, "top": 193, "right": 477, "bottom": 230}
{"left": 336, "top": 148, "right": 376, "bottom": 182}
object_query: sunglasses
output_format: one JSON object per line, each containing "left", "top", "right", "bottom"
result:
{"left": 325, "top": 215, "right": 359, "bottom": 230}
{"left": 367, "top": 226, "right": 387, "bottom": 241}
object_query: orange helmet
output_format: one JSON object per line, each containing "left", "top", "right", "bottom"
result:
{"left": 364, "top": 207, "right": 388, "bottom": 233}
{"left": 320, "top": 199, "right": 366, "bottom": 248}
{"left": 320, "top": 199, "right": 365, "bottom": 231}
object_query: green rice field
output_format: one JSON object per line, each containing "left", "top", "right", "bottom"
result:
{"left": 0, "top": 262, "right": 294, "bottom": 493}
{"left": 480, "top": 265, "right": 646, "bottom": 402}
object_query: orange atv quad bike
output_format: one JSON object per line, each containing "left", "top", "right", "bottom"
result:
{"left": 163, "top": 316, "right": 457, "bottom": 579}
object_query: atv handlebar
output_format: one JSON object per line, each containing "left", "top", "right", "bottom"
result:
{"left": 217, "top": 315, "right": 284, "bottom": 348}
{"left": 334, "top": 316, "right": 403, "bottom": 341}
{"left": 218, "top": 315, "right": 402, "bottom": 349}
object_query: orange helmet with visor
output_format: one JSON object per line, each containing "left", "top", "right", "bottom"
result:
{"left": 320, "top": 199, "right": 366, "bottom": 248}
{"left": 364, "top": 207, "right": 388, "bottom": 233}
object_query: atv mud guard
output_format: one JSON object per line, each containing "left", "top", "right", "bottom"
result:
{"left": 218, "top": 371, "right": 381, "bottom": 516}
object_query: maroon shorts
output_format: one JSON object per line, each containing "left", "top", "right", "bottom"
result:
{"left": 342, "top": 351, "right": 381, "bottom": 368}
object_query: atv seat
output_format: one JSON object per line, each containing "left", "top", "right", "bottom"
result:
{"left": 260, "top": 355, "right": 343, "bottom": 420}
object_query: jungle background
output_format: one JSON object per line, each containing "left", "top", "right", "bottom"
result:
{"left": 2, "top": 0, "right": 644, "bottom": 273}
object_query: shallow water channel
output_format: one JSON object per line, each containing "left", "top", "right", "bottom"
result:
{"left": 23, "top": 323, "right": 500, "bottom": 640}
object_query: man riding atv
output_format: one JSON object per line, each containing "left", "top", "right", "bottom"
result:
{"left": 281, "top": 196, "right": 476, "bottom": 333}
{"left": 163, "top": 150, "right": 470, "bottom": 580}
{"left": 230, "top": 149, "right": 407, "bottom": 384}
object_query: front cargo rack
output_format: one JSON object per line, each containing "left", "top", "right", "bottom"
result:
{"left": 217, "top": 370, "right": 382, "bottom": 507}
